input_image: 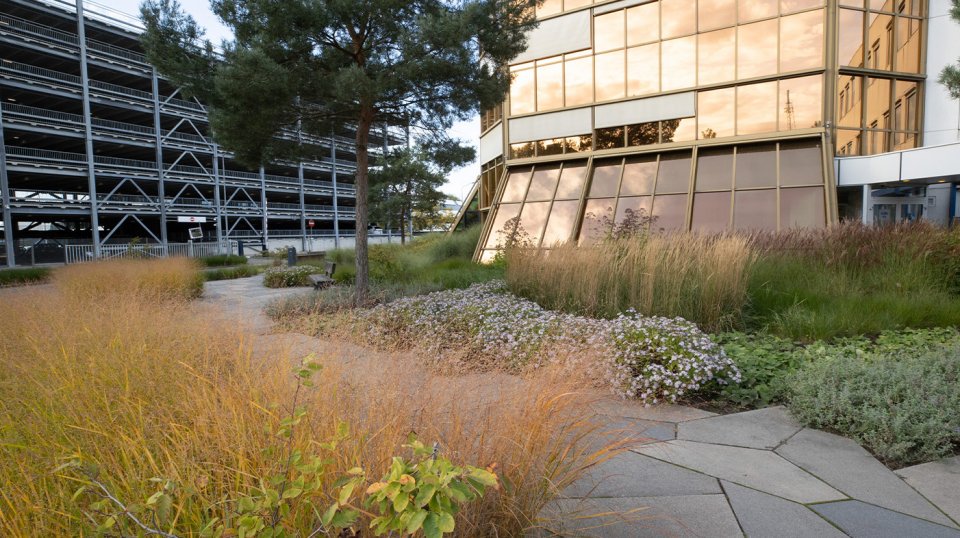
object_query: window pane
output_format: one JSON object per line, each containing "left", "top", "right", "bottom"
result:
{"left": 839, "top": 0, "right": 863, "bottom": 6}
{"left": 698, "top": 88, "right": 736, "bottom": 139}
{"left": 536, "top": 0, "right": 562, "bottom": 17}
{"left": 780, "top": 74, "right": 823, "bottom": 130}
{"left": 734, "top": 189, "right": 777, "bottom": 230}
{"left": 696, "top": 148, "right": 734, "bottom": 191}
{"left": 738, "top": 19, "right": 779, "bottom": 79}
{"left": 538, "top": 138, "right": 564, "bottom": 156}
{"left": 651, "top": 194, "right": 689, "bottom": 231}
{"left": 627, "top": 2, "right": 659, "bottom": 46}
{"left": 699, "top": 0, "right": 737, "bottom": 31}
{"left": 596, "top": 126, "right": 626, "bottom": 150}
{"left": 520, "top": 201, "right": 552, "bottom": 245}
{"left": 615, "top": 196, "right": 653, "bottom": 226}
{"left": 556, "top": 162, "right": 588, "bottom": 200}
{"left": 589, "top": 159, "right": 623, "bottom": 197}
{"left": 896, "top": 15, "right": 922, "bottom": 73}
{"left": 579, "top": 199, "right": 615, "bottom": 242}
{"left": 565, "top": 135, "right": 594, "bottom": 153}
{"left": 510, "top": 68, "right": 535, "bottom": 115}
{"left": 536, "top": 61, "right": 564, "bottom": 111}
{"left": 526, "top": 165, "right": 561, "bottom": 201}
{"left": 661, "top": 36, "right": 697, "bottom": 90}
{"left": 541, "top": 200, "right": 580, "bottom": 247}
{"left": 662, "top": 0, "right": 697, "bottom": 39}
{"left": 484, "top": 203, "right": 522, "bottom": 249}
{"left": 656, "top": 152, "right": 692, "bottom": 193}
{"left": 780, "top": 186, "right": 826, "bottom": 229}
{"left": 894, "top": 80, "right": 919, "bottom": 132}
{"left": 866, "top": 13, "right": 893, "bottom": 71}
{"left": 837, "top": 75, "right": 864, "bottom": 128}
{"left": 662, "top": 117, "right": 697, "bottom": 143}
{"left": 780, "top": 10, "right": 824, "bottom": 72}
{"left": 511, "top": 142, "right": 535, "bottom": 159}
{"left": 865, "top": 77, "right": 891, "bottom": 135}
{"left": 565, "top": 0, "right": 592, "bottom": 9}
{"left": 595, "top": 50, "right": 626, "bottom": 101}
{"left": 836, "top": 129, "right": 862, "bottom": 155}
{"left": 839, "top": 9, "right": 865, "bottom": 67}
{"left": 627, "top": 122, "right": 660, "bottom": 146}
{"left": 698, "top": 28, "right": 736, "bottom": 85}
{"left": 692, "top": 191, "right": 732, "bottom": 232}
{"left": 779, "top": 139, "right": 824, "bottom": 186}
{"left": 735, "top": 144, "right": 777, "bottom": 188}
{"left": 627, "top": 43, "right": 660, "bottom": 96}
{"left": 737, "top": 81, "right": 778, "bottom": 135}
{"left": 595, "top": 10, "right": 625, "bottom": 52}
{"left": 565, "top": 53, "right": 594, "bottom": 106}
{"left": 781, "top": 0, "right": 823, "bottom": 14}
{"left": 501, "top": 168, "right": 532, "bottom": 202}
{"left": 621, "top": 155, "right": 658, "bottom": 195}
{"left": 739, "top": 0, "right": 778, "bottom": 22}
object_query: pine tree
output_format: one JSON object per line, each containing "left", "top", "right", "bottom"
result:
{"left": 940, "top": 0, "right": 960, "bottom": 98}
{"left": 139, "top": 0, "right": 536, "bottom": 302}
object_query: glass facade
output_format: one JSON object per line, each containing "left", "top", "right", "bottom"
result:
{"left": 479, "top": 0, "right": 928, "bottom": 259}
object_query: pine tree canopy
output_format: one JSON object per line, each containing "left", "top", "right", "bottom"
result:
{"left": 139, "top": 0, "right": 537, "bottom": 300}
{"left": 940, "top": 0, "right": 960, "bottom": 99}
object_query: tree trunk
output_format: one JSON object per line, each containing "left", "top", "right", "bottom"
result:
{"left": 399, "top": 211, "right": 406, "bottom": 245}
{"left": 354, "top": 102, "right": 375, "bottom": 305}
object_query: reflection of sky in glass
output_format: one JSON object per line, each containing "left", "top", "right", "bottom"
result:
{"left": 595, "top": 10, "right": 625, "bottom": 52}
{"left": 698, "top": 89, "right": 736, "bottom": 138}
{"left": 510, "top": 68, "right": 534, "bottom": 115}
{"left": 526, "top": 166, "right": 561, "bottom": 201}
{"left": 595, "top": 50, "right": 626, "bottom": 101}
{"left": 699, "top": 28, "right": 736, "bottom": 85}
{"left": 738, "top": 81, "right": 778, "bottom": 134}
{"left": 627, "top": 3, "right": 659, "bottom": 46}
{"left": 536, "top": 62, "right": 563, "bottom": 111}
{"left": 628, "top": 43, "right": 660, "bottom": 96}
{"left": 738, "top": 20, "right": 778, "bottom": 79}
{"left": 780, "top": 10, "right": 824, "bottom": 72}
{"left": 700, "top": 0, "right": 737, "bottom": 31}
{"left": 838, "top": 9, "right": 864, "bottom": 67}
{"left": 738, "top": 0, "right": 778, "bottom": 22}
{"left": 780, "top": 75, "right": 822, "bottom": 129}
{"left": 501, "top": 170, "right": 531, "bottom": 203}
{"left": 661, "top": 0, "right": 696, "bottom": 39}
{"left": 542, "top": 200, "right": 580, "bottom": 247}
{"left": 520, "top": 201, "right": 552, "bottom": 244}
{"left": 661, "top": 36, "right": 696, "bottom": 90}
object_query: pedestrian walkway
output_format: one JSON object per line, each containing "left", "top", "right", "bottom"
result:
{"left": 536, "top": 402, "right": 960, "bottom": 537}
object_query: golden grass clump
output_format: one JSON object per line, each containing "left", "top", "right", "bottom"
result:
{"left": 52, "top": 257, "right": 205, "bottom": 302}
{"left": 0, "top": 260, "right": 609, "bottom": 536}
{"left": 505, "top": 233, "right": 756, "bottom": 332}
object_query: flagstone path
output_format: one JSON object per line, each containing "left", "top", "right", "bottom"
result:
{"left": 202, "top": 277, "right": 960, "bottom": 538}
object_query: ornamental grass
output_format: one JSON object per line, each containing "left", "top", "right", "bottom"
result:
{"left": 0, "top": 260, "right": 612, "bottom": 536}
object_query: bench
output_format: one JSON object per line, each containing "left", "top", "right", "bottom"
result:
{"left": 308, "top": 261, "right": 336, "bottom": 290}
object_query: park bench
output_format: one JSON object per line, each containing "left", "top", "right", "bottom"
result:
{"left": 308, "top": 261, "right": 336, "bottom": 290}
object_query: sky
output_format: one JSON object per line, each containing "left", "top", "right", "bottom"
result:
{"left": 98, "top": 0, "right": 482, "bottom": 204}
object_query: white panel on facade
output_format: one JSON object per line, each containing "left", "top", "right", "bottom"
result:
{"left": 923, "top": 0, "right": 960, "bottom": 146}
{"left": 901, "top": 142, "right": 960, "bottom": 180}
{"left": 836, "top": 153, "right": 902, "bottom": 186}
{"left": 513, "top": 11, "right": 591, "bottom": 64}
{"left": 508, "top": 107, "right": 593, "bottom": 143}
{"left": 594, "top": 93, "right": 696, "bottom": 129}
{"left": 478, "top": 123, "right": 504, "bottom": 164}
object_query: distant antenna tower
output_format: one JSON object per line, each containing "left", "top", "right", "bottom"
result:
{"left": 784, "top": 90, "right": 796, "bottom": 130}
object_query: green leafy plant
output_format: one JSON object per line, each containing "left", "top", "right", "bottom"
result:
{"left": 263, "top": 266, "right": 315, "bottom": 288}
{"left": 201, "top": 254, "right": 249, "bottom": 267}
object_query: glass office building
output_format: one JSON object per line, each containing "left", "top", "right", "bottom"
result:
{"left": 471, "top": 0, "right": 960, "bottom": 260}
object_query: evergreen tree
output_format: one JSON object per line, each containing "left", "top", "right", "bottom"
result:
{"left": 370, "top": 139, "right": 470, "bottom": 244}
{"left": 940, "top": 0, "right": 960, "bottom": 98}
{"left": 139, "top": 0, "right": 536, "bottom": 301}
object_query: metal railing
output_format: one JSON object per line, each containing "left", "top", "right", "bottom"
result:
{"left": 0, "top": 13, "right": 79, "bottom": 46}
{"left": 64, "top": 241, "right": 234, "bottom": 264}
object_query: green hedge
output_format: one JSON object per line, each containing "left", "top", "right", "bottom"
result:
{"left": 0, "top": 267, "right": 52, "bottom": 287}
{"left": 201, "top": 254, "right": 248, "bottom": 267}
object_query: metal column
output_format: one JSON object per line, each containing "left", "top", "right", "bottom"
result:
{"left": 259, "top": 165, "right": 268, "bottom": 245}
{"left": 330, "top": 132, "right": 340, "bottom": 248}
{"left": 0, "top": 103, "right": 15, "bottom": 267}
{"left": 212, "top": 145, "right": 224, "bottom": 244}
{"left": 76, "top": 0, "right": 101, "bottom": 256}
{"left": 150, "top": 68, "right": 169, "bottom": 253}
{"left": 299, "top": 162, "right": 307, "bottom": 252}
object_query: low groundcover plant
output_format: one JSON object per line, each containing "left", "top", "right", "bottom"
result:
{"left": 352, "top": 281, "right": 740, "bottom": 404}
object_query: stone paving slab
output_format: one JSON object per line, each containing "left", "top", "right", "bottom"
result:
{"left": 592, "top": 416, "right": 675, "bottom": 445}
{"left": 590, "top": 398, "right": 717, "bottom": 423}
{"left": 534, "top": 495, "right": 742, "bottom": 538}
{"left": 635, "top": 440, "right": 846, "bottom": 504}
{"left": 776, "top": 428, "right": 955, "bottom": 527}
{"left": 896, "top": 457, "right": 960, "bottom": 526}
{"left": 812, "top": 500, "right": 960, "bottom": 538}
{"left": 677, "top": 406, "right": 802, "bottom": 450}
{"left": 721, "top": 481, "right": 847, "bottom": 538}
{"left": 562, "top": 451, "right": 720, "bottom": 499}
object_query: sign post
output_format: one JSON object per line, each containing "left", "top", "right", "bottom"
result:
{"left": 308, "top": 219, "right": 315, "bottom": 252}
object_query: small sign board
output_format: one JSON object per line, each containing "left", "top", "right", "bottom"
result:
{"left": 178, "top": 216, "right": 208, "bottom": 223}
{"left": 188, "top": 227, "right": 203, "bottom": 240}
{"left": 308, "top": 219, "right": 315, "bottom": 228}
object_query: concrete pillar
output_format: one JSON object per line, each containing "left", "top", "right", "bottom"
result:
{"left": 76, "top": 0, "right": 101, "bottom": 255}
{"left": 0, "top": 102, "right": 15, "bottom": 267}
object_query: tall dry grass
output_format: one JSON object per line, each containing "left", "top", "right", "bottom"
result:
{"left": 0, "top": 260, "right": 610, "bottom": 536}
{"left": 52, "top": 257, "right": 205, "bottom": 301}
{"left": 506, "top": 233, "right": 755, "bottom": 331}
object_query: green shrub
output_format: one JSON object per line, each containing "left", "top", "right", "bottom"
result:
{"left": 263, "top": 265, "right": 315, "bottom": 288}
{"left": 0, "top": 267, "right": 51, "bottom": 287}
{"left": 200, "top": 254, "right": 248, "bottom": 267}
{"left": 710, "top": 333, "right": 806, "bottom": 409}
{"left": 787, "top": 344, "right": 960, "bottom": 467}
{"left": 204, "top": 265, "right": 260, "bottom": 281}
